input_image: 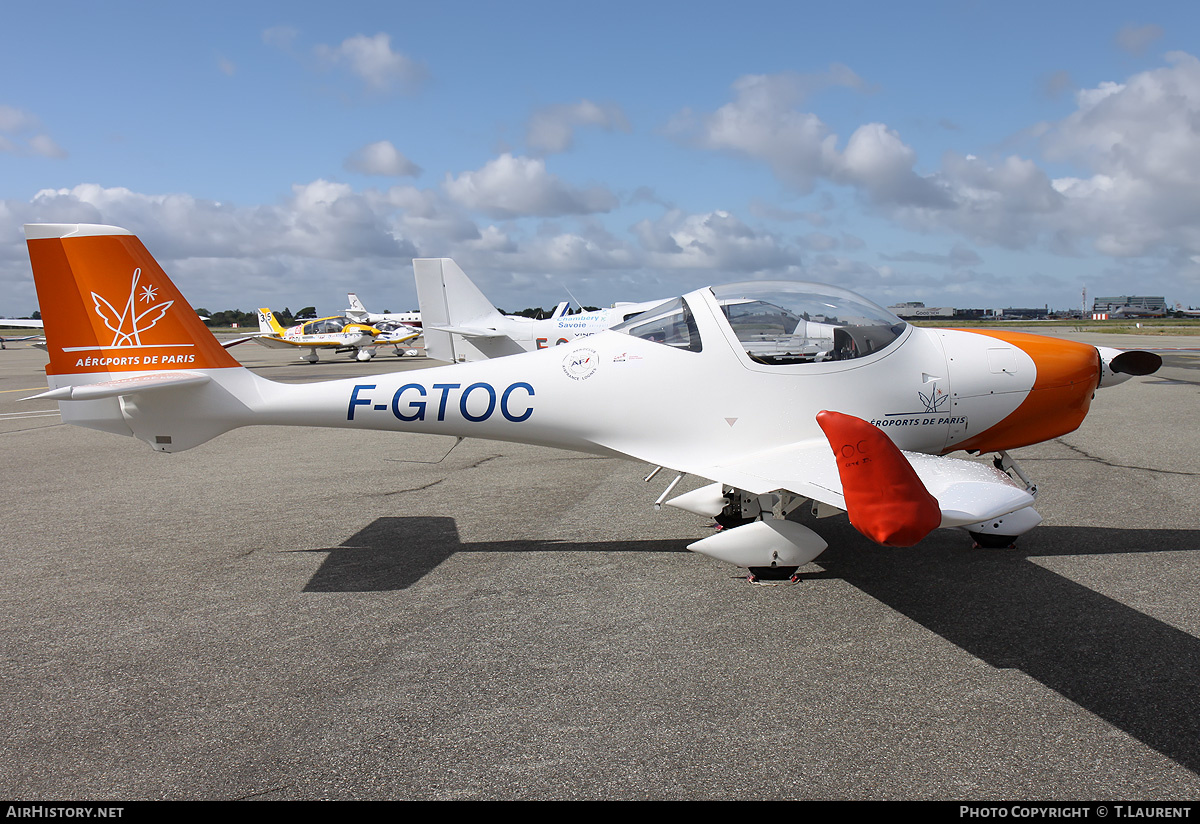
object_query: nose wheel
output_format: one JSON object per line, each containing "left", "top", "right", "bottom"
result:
{"left": 747, "top": 566, "right": 801, "bottom": 585}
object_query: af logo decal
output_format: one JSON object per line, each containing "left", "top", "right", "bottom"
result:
{"left": 92, "top": 267, "right": 174, "bottom": 348}
{"left": 563, "top": 347, "right": 598, "bottom": 381}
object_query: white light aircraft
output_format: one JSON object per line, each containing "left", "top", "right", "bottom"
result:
{"left": 414, "top": 258, "right": 662, "bottom": 362}
{"left": 23, "top": 224, "right": 1163, "bottom": 581}
{"left": 346, "top": 293, "right": 422, "bottom": 328}
{"left": 253, "top": 308, "right": 419, "bottom": 363}
{"left": 0, "top": 318, "right": 45, "bottom": 348}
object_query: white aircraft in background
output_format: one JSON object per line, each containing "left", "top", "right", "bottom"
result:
{"left": 1, "top": 310, "right": 212, "bottom": 349}
{"left": 346, "top": 293, "right": 421, "bottom": 328}
{"left": 253, "top": 308, "right": 419, "bottom": 363}
{"left": 0, "top": 317, "right": 45, "bottom": 348}
{"left": 414, "top": 258, "right": 663, "bottom": 362}
{"left": 22, "top": 224, "right": 1162, "bottom": 582}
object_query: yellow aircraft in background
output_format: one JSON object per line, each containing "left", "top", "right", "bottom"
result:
{"left": 253, "top": 309, "right": 419, "bottom": 363}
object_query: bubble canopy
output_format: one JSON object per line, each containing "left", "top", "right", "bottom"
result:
{"left": 612, "top": 281, "right": 908, "bottom": 365}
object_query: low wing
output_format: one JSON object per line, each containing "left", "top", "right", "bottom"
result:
{"left": 642, "top": 411, "right": 1033, "bottom": 547}
{"left": 700, "top": 437, "right": 1029, "bottom": 525}
{"left": 251, "top": 335, "right": 351, "bottom": 350}
{"left": 695, "top": 438, "right": 844, "bottom": 504}
{"left": 370, "top": 328, "right": 421, "bottom": 346}
{"left": 251, "top": 335, "right": 303, "bottom": 349}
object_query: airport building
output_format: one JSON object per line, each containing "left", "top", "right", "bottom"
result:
{"left": 887, "top": 302, "right": 1051, "bottom": 321}
{"left": 887, "top": 302, "right": 955, "bottom": 319}
{"left": 1091, "top": 296, "right": 1167, "bottom": 319}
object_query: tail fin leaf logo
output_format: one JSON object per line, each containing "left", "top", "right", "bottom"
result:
{"left": 64, "top": 267, "right": 192, "bottom": 353}
{"left": 91, "top": 268, "right": 174, "bottom": 347}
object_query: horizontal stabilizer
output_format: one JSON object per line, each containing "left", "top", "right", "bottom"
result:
{"left": 429, "top": 324, "right": 506, "bottom": 339}
{"left": 25, "top": 371, "right": 211, "bottom": 401}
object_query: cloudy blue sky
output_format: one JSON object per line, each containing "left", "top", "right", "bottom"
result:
{"left": 3, "top": 1, "right": 1200, "bottom": 317}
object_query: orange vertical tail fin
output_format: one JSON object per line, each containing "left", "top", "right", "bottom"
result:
{"left": 24, "top": 224, "right": 240, "bottom": 376}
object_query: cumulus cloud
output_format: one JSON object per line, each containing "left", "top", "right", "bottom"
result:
{"left": 1035, "top": 52, "right": 1200, "bottom": 258}
{"left": 23, "top": 182, "right": 410, "bottom": 262}
{"left": 632, "top": 209, "right": 802, "bottom": 273}
{"left": 344, "top": 140, "right": 422, "bottom": 177}
{"left": 525, "top": 100, "right": 631, "bottom": 154}
{"left": 262, "top": 26, "right": 299, "bottom": 51}
{"left": 673, "top": 70, "right": 944, "bottom": 208}
{"left": 834, "top": 122, "right": 949, "bottom": 207}
{"left": 1042, "top": 70, "right": 1073, "bottom": 99}
{"left": 671, "top": 72, "right": 842, "bottom": 192}
{"left": 314, "top": 33, "right": 427, "bottom": 93}
{"left": 443, "top": 153, "right": 618, "bottom": 218}
{"left": 0, "top": 105, "right": 66, "bottom": 159}
{"left": 0, "top": 105, "right": 38, "bottom": 133}
{"left": 25, "top": 134, "right": 67, "bottom": 159}
{"left": 881, "top": 244, "right": 983, "bottom": 268}
{"left": 683, "top": 53, "right": 1200, "bottom": 282}
{"left": 1115, "top": 23, "right": 1163, "bottom": 56}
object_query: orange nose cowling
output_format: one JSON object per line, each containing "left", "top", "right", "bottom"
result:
{"left": 954, "top": 330, "right": 1101, "bottom": 454}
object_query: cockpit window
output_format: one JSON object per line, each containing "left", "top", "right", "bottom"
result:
{"left": 305, "top": 317, "right": 348, "bottom": 335}
{"left": 611, "top": 297, "right": 702, "bottom": 352}
{"left": 712, "top": 282, "right": 906, "bottom": 365}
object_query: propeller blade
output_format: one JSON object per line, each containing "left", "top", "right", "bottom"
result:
{"left": 1110, "top": 350, "right": 1162, "bottom": 376}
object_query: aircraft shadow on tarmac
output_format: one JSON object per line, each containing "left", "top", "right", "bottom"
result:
{"left": 300, "top": 515, "right": 1200, "bottom": 775}
{"left": 298, "top": 515, "right": 690, "bottom": 593}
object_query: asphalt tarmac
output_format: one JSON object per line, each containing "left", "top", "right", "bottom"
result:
{"left": 1, "top": 335, "right": 1199, "bottom": 800}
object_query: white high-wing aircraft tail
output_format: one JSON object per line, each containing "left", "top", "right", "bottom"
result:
{"left": 414, "top": 258, "right": 528, "bottom": 362}
{"left": 414, "top": 258, "right": 664, "bottom": 363}
{"left": 346, "top": 292, "right": 369, "bottom": 320}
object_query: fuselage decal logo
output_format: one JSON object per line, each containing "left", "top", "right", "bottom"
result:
{"left": 919, "top": 388, "right": 949, "bottom": 413}
{"left": 563, "top": 347, "right": 598, "bottom": 381}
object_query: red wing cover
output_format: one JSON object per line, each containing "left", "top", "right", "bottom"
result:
{"left": 816, "top": 410, "right": 942, "bottom": 547}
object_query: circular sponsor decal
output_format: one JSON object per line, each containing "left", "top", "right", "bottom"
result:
{"left": 562, "top": 347, "right": 598, "bottom": 381}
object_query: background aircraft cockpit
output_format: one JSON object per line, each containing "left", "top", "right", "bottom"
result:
{"left": 611, "top": 297, "right": 703, "bottom": 352}
{"left": 302, "top": 316, "right": 355, "bottom": 335}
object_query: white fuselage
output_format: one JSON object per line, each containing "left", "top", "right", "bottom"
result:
{"left": 96, "top": 287, "right": 1044, "bottom": 464}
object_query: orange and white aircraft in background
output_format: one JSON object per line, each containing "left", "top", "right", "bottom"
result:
{"left": 253, "top": 308, "right": 419, "bottom": 363}
{"left": 22, "top": 224, "right": 1162, "bottom": 581}
{"left": 415, "top": 258, "right": 662, "bottom": 363}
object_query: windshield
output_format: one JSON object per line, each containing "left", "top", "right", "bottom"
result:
{"left": 610, "top": 297, "right": 702, "bottom": 352}
{"left": 712, "top": 282, "right": 906, "bottom": 365}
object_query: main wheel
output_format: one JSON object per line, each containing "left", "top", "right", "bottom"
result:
{"left": 747, "top": 566, "right": 800, "bottom": 583}
{"left": 968, "top": 530, "right": 1017, "bottom": 549}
